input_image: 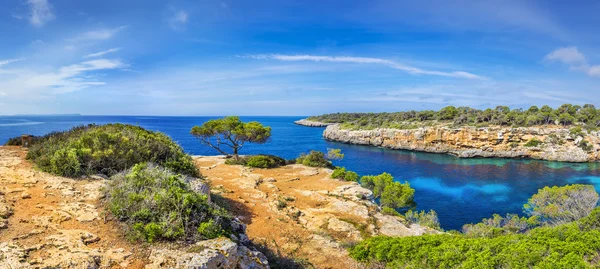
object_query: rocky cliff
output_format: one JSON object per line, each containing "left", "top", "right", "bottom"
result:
{"left": 323, "top": 124, "right": 600, "bottom": 162}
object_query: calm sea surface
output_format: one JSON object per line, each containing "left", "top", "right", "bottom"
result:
{"left": 2, "top": 115, "right": 600, "bottom": 230}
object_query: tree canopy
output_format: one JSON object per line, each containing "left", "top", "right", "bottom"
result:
{"left": 307, "top": 103, "right": 600, "bottom": 130}
{"left": 190, "top": 116, "right": 271, "bottom": 157}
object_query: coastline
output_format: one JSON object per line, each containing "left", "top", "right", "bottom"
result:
{"left": 293, "top": 118, "right": 335, "bottom": 127}
{"left": 320, "top": 123, "right": 600, "bottom": 163}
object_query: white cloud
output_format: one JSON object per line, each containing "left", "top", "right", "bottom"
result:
{"left": 68, "top": 26, "right": 128, "bottom": 42}
{"left": 545, "top": 47, "right": 586, "bottom": 65}
{"left": 0, "top": 58, "right": 24, "bottom": 66}
{"left": 174, "top": 10, "right": 188, "bottom": 23}
{"left": 245, "top": 54, "right": 485, "bottom": 79}
{"left": 27, "top": 0, "right": 55, "bottom": 27}
{"left": 546, "top": 47, "right": 600, "bottom": 78}
{"left": 84, "top": 48, "right": 121, "bottom": 58}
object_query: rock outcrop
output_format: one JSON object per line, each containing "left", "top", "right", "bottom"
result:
{"left": 294, "top": 119, "right": 334, "bottom": 127}
{"left": 196, "top": 156, "right": 438, "bottom": 269}
{"left": 323, "top": 124, "right": 600, "bottom": 162}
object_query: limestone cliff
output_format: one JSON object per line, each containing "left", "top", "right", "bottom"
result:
{"left": 323, "top": 124, "right": 600, "bottom": 162}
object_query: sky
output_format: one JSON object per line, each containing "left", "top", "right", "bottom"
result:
{"left": 1, "top": 0, "right": 599, "bottom": 116}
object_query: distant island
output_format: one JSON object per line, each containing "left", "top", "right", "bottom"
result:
{"left": 297, "top": 104, "right": 600, "bottom": 162}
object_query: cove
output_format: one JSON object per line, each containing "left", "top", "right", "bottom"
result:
{"left": 2, "top": 115, "right": 599, "bottom": 230}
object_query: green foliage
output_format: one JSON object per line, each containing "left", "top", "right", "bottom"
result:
{"left": 361, "top": 172, "right": 415, "bottom": 209}
{"left": 224, "top": 154, "right": 288, "bottom": 168}
{"left": 404, "top": 210, "right": 441, "bottom": 230}
{"left": 351, "top": 207, "right": 600, "bottom": 268}
{"left": 307, "top": 104, "right": 600, "bottom": 129}
{"left": 524, "top": 137, "right": 543, "bottom": 147}
{"left": 106, "top": 163, "right": 229, "bottom": 242}
{"left": 197, "top": 219, "right": 225, "bottom": 239}
{"left": 326, "top": 148, "right": 345, "bottom": 160}
{"left": 380, "top": 181, "right": 415, "bottom": 209}
{"left": 524, "top": 184, "right": 599, "bottom": 226}
{"left": 381, "top": 206, "right": 401, "bottom": 216}
{"left": 570, "top": 126, "right": 585, "bottom": 137}
{"left": 462, "top": 214, "right": 537, "bottom": 237}
{"left": 331, "top": 167, "right": 359, "bottom": 182}
{"left": 360, "top": 173, "right": 394, "bottom": 198}
{"left": 26, "top": 124, "right": 199, "bottom": 177}
{"left": 579, "top": 140, "right": 594, "bottom": 152}
{"left": 190, "top": 116, "right": 271, "bottom": 157}
{"left": 296, "top": 150, "right": 333, "bottom": 168}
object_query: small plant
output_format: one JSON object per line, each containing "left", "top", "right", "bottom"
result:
{"left": 276, "top": 200, "right": 287, "bottom": 210}
{"left": 382, "top": 206, "right": 401, "bottom": 216}
{"left": 197, "top": 219, "right": 225, "bottom": 239}
{"left": 404, "top": 210, "right": 441, "bottom": 230}
{"left": 509, "top": 142, "right": 519, "bottom": 148}
{"left": 579, "top": 140, "right": 594, "bottom": 152}
{"left": 570, "top": 126, "right": 584, "bottom": 137}
{"left": 225, "top": 154, "right": 287, "bottom": 168}
{"left": 524, "top": 138, "right": 542, "bottom": 147}
{"left": 296, "top": 150, "right": 332, "bottom": 168}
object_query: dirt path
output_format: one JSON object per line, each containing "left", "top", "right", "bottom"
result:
{"left": 0, "top": 147, "right": 146, "bottom": 268}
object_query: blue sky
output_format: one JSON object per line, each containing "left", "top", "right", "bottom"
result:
{"left": 1, "top": 0, "right": 599, "bottom": 116}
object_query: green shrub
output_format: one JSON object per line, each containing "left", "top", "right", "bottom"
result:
{"left": 296, "top": 150, "right": 333, "bottom": 168}
{"left": 4, "top": 135, "right": 43, "bottom": 146}
{"left": 404, "top": 210, "right": 441, "bottom": 230}
{"left": 381, "top": 206, "right": 401, "bottom": 216}
{"left": 462, "top": 213, "right": 536, "bottom": 237}
{"left": 350, "top": 208, "right": 600, "bottom": 268}
{"left": 106, "top": 163, "right": 229, "bottom": 242}
{"left": 224, "top": 154, "right": 287, "bottom": 168}
{"left": 331, "top": 167, "right": 359, "bottom": 182}
{"left": 26, "top": 124, "right": 199, "bottom": 177}
{"left": 579, "top": 140, "right": 594, "bottom": 152}
{"left": 360, "top": 173, "right": 394, "bottom": 198}
{"left": 524, "top": 184, "right": 598, "bottom": 226}
{"left": 524, "top": 138, "right": 543, "bottom": 147}
{"left": 380, "top": 181, "right": 415, "bottom": 209}
{"left": 570, "top": 126, "right": 584, "bottom": 137}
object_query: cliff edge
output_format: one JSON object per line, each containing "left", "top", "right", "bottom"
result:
{"left": 323, "top": 124, "right": 600, "bottom": 162}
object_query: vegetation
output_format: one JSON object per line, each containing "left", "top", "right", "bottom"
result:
{"left": 190, "top": 116, "right": 271, "bottom": 158}
{"left": 307, "top": 104, "right": 600, "bottom": 130}
{"left": 360, "top": 173, "right": 415, "bottom": 209}
{"left": 350, "top": 210, "right": 600, "bottom": 269}
{"left": 404, "top": 210, "right": 441, "bottom": 230}
{"left": 351, "top": 184, "right": 600, "bottom": 268}
{"left": 225, "top": 154, "right": 288, "bottom": 168}
{"left": 296, "top": 150, "right": 332, "bottom": 168}
{"left": 4, "top": 135, "right": 42, "bottom": 146}
{"left": 331, "top": 167, "right": 359, "bottom": 182}
{"left": 26, "top": 124, "right": 199, "bottom": 177}
{"left": 524, "top": 184, "right": 599, "bottom": 226}
{"left": 524, "top": 137, "right": 543, "bottom": 147}
{"left": 106, "top": 163, "right": 229, "bottom": 242}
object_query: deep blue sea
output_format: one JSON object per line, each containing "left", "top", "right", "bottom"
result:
{"left": 2, "top": 115, "right": 600, "bottom": 230}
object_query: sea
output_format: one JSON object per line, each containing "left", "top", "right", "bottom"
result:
{"left": 1, "top": 115, "right": 600, "bottom": 231}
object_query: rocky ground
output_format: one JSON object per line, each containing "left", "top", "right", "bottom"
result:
{"left": 195, "top": 157, "right": 435, "bottom": 269}
{"left": 322, "top": 124, "right": 600, "bottom": 162}
{"left": 294, "top": 119, "right": 334, "bottom": 127}
{"left": 0, "top": 146, "right": 432, "bottom": 269}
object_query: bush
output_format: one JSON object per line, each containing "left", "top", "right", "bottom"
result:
{"left": 4, "top": 135, "right": 42, "bottom": 146}
{"left": 462, "top": 213, "right": 537, "bottom": 237}
{"left": 404, "top": 210, "right": 441, "bottom": 230}
{"left": 570, "top": 126, "right": 584, "bottom": 137}
{"left": 331, "top": 167, "right": 359, "bottom": 182}
{"left": 296, "top": 150, "right": 333, "bottom": 168}
{"left": 224, "top": 154, "right": 287, "bottom": 168}
{"left": 382, "top": 206, "right": 401, "bottom": 216}
{"left": 26, "top": 124, "right": 199, "bottom": 177}
{"left": 380, "top": 181, "right": 414, "bottom": 209}
{"left": 360, "top": 173, "right": 394, "bottom": 198}
{"left": 524, "top": 138, "right": 543, "bottom": 147}
{"left": 350, "top": 208, "right": 600, "bottom": 268}
{"left": 106, "top": 163, "right": 229, "bottom": 242}
{"left": 579, "top": 140, "right": 594, "bottom": 152}
{"left": 524, "top": 184, "right": 599, "bottom": 226}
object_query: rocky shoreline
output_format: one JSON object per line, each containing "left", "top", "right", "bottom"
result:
{"left": 294, "top": 119, "right": 334, "bottom": 127}
{"left": 321, "top": 124, "right": 600, "bottom": 163}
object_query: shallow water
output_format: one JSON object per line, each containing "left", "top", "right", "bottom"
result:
{"left": 1, "top": 115, "right": 599, "bottom": 230}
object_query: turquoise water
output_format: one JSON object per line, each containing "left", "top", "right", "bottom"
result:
{"left": 1, "top": 115, "right": 599, "bottom": 230}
